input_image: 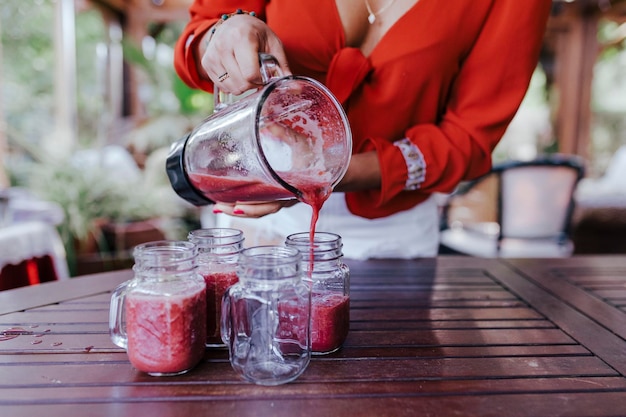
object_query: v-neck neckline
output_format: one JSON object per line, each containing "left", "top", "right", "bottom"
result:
{"left": 333, "top": 0, "right": 425, "bottom": 59}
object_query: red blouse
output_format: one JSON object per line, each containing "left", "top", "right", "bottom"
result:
{"left": 174, "top": 0, "right": 552, "bottom": 219}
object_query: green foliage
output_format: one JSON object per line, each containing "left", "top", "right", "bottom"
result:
{"left": 1, "top": 0, "right": 56, "bottom": 145}
{"left": 1, "top": 0, "right": 207, "bottom": 273}
{"left": 174, "top": 75, "right": 214, "bottom": 115}
{"left": 10, "top": 139, "right": 190, "bottom": 276}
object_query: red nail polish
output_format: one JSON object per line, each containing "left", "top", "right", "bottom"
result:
{"left": 233, "top": 208, "right": 245, "bottom": 215}
{"left": 213, "top": 208, "right": 222, "bottom": 214}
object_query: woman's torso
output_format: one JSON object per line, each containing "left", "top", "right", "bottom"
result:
{"left": 264, "top": 0, "right": 495, "bottom": 146}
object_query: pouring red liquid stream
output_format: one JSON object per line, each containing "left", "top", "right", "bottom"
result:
{"left": 295, "top": 184, "right": 350, "bottom": 353}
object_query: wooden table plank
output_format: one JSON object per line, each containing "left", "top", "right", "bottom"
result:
{"left": 0, "top": 344, "right": 592, "bottom": 363}
{"left": 0, "top": 328, "right": 580, "bottom": 354}
{"left": 0, "top": 270, "right": 132, "bottom": 315}
{"left": 2, "top": 376, "right": 626, "bottom": 406}
{"left": 2, "top": 392, "right": 626, "bottom": 417}
{"left": 3, "top": 376, "right": 626, "bottom": 400}
{"left": 1, "top": 355, "right": 616, "bottom": 387}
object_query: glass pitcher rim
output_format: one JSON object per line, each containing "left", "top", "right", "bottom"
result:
{"left": 254, "top": 75, "right": 353, "bottom": 199}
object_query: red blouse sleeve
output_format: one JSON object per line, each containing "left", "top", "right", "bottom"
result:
{"left": 347, "top": 0, "right": 552, "bottom": 219}
{"left": 173, "top": 0, "right": 269, "bottom": 93}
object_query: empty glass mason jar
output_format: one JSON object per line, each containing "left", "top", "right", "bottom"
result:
{"left": 109, "top": 241, "right": 207, "bottom": 376}
{"left": 221, "top": 245, "right": 311, "bottom": 385}
{"left": 188, "top": 228, "right": 244, "bottom": 347}
{"left": 285, "top": 232, "right": 350, "bottom": 354}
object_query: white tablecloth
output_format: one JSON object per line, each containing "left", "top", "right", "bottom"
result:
{"left": 0, "top": 221, "right": 69, "bottom": 280}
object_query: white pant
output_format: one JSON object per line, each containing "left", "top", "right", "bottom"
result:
{"left": 204, "top": 193, "right": 440, "bottom": 260}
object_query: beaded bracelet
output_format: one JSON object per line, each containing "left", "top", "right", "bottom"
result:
{"left": 207, "top": 9, "right": 257, "bottom": 41}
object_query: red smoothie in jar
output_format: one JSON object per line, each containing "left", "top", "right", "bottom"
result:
{"left": 202, "top": 270, "right": 239, "bottom": 345}
{"left": 125, "top": 280, "right": 206, "bottom": 375}
{"left": 279, "top": 291, "right": 349, "bottom": 354}
{"left": 310, "top": 292, "right": 350, "bottom": 353}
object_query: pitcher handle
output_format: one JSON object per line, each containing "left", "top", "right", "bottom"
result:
{"left": 213, "top": 53, "right": 284, "bottom": 112}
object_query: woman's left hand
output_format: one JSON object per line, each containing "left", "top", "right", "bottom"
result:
{"left": 212, "top": 199, "right": 299, "bottom": 218}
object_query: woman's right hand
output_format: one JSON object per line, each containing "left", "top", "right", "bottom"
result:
{"left": 198, "top": 13, "right": 291, "bottom": 95}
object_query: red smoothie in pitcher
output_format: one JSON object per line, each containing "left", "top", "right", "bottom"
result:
{"left": 188, "top": 173, "right": 294, "bottom": 203}
{"left": 125, "top": 281, "right": 206, "bottom": 375}
{"left": 201, "top": 270, "right": 239, "bottom": 345}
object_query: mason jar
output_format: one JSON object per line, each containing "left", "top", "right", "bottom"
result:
{"left": 221, "top": 245, "right": 311, "bottom": 385}
{"left": 109, "top": 240, "right": 206, "bottom": 376}
{"left": 188, "top": 228, "right": 244, "bottom": 347}
{"left": 285, "top": 232, "right": 350, "bottom": 354}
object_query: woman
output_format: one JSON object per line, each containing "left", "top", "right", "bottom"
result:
{"left": 174, "top": 0, "right": 552, "bottom": 259}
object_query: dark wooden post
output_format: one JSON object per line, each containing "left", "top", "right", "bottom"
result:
{"left": 549, "top": 2, "right": 600, "bottom": 163}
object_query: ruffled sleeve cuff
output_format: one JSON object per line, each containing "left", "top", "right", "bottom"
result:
{"left": 393, "top": 138, "right": 426, "bottom": 190}
{"left": 351, "top": 135, "right": 426, "bottom": 210}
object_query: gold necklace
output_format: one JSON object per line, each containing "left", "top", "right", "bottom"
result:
{"left": 364, "top": 0, "right": 399, "bottom": 24}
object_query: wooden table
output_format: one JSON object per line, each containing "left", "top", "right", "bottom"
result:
{"left": 1, "top": 256, "right": 625, "bottom": 416}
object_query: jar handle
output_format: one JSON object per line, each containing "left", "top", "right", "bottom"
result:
{"left": 213, "top": 53, "right": 284, "bottom": 112}
{"left": 109, "top": 281, "right": 130, "bottom": 349}
{"left": 220, "top": 289, "right": 232, "bottom": 345}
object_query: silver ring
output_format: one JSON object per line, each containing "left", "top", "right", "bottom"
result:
{"left": 218, "top": 72, "right": 229, "bottom": 82}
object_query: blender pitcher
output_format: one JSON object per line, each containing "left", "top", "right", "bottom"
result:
{"left": 166, "top": 54, "right": 352, "bottom": 205}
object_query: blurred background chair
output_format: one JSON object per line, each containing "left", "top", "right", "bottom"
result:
{"left": 439, "top": 154, "right": 585, "bottom": 258}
